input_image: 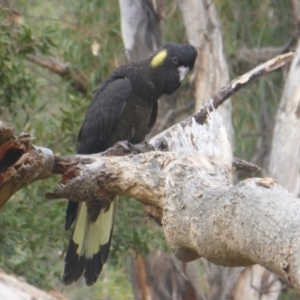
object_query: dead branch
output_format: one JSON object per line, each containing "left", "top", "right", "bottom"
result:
{"left": 0, "top": 52, "right": 294, "bottom": 207}
{"left": 150, "top": 52, "right": 296, "bottom": 150}
{"left": 35, "top": 112, "right": 300, "bottom": 291}
{"left": 0, "top": 127, "right": 54, "bottom": 209}
{"left": 1, "top": 52, "right": 300, "bottom": 291}
{"left": 191, "top": 52, "right": 296, "bottom": 125}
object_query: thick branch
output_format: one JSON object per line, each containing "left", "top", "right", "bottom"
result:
{"left": 0, "top": 52, "right": 293, "bottom": 206}
{"left": 1, "top": 53, "right": 299, "bottom": 290}
{"left": 48, "top": 152, "right": 166, "bottom": 207}
{"left": 1, "top": 115, "right": 300, "bottom": 290}
{"left": 45, "top": 112, "right": 300, "bottom": 291}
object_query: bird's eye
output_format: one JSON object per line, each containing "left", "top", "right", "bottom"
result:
{"left": 172, "top": 56, "right": 178, "bottom": 65}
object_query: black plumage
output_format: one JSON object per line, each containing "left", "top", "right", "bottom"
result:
{"left": 63, "top": 42, "right": 197, "bottom": 286}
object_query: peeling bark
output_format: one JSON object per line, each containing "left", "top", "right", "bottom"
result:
{"left": 0, "top": 127, "right": 53, "bottom": 209}
{"left": 45, "top": 112, "right": 300, "bottom": 292}
{"left": 0, "top": 53, "right": 298, "bottom": 294}
{"left": 2, "top": 114, "right": 300, "bottom": 291}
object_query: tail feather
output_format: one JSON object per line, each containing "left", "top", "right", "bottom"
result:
{"left": 63, "top": 199, "right": 116, "bottom": 286}
{"left": 100, "top": 227, "right": 114, "bottom": 264}
{"left": 65, "top": 201, "right": 79, "bottom": 231}
{"left": 84, "top": 252, "right": 103, "bottom": 287}
{"left": 63, "top": 240, "right": 85, "bottom": 285}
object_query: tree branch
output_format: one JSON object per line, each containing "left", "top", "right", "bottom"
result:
{"left": 150, "top": 52, "right": 296, "bottom": 150}
{"left": 2, "top": 5, "right": 89, "bottom": 96}
{"left": 0, "top": 127, "right": 53, "bottom": 209}
{"left": 191, "top": 52, "right": 296, "bottom": 125}
{"left": 1, "top": 52, "right": 294, "bottom": 206}
{"left": 26, "top": 54, "right": 89, "bottom": 96}
{"left": 48, "top": 112, "right": 300, "bottom": 291}
{"left": 1, "top": 53, "right": 299, "bottom": 291}
{"left": 234, "top": 38, "right": 297, "bottom": 65}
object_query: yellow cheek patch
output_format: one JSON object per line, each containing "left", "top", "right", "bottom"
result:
{"left": 151, "top": 49, "right": 168, "bottom": 67}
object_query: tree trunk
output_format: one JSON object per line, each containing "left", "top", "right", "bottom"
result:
{"left": 268, "top": 39, "right": 300, "bottom": 197}
{"left": 178, "top": 0, "right": 234, "bottom": 146}
{"left": 119, "top": 0, "right": 161, "bottom": 61}
{"left": 232, "top": 265, "right": 281, "bottom": 300}
{"left": 130, "top": 251, "right": 205, "bottom": 300}
{"left": 119, "top": 1, "right": 204, "bottom": 298}
{"left": 177, "top": 0, "right": 282, "bottom": 297}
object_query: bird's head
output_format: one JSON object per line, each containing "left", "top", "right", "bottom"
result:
{"left": 149, "top": 42, "right": 197, "bottom": 95}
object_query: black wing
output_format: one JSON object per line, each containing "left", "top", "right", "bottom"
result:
{"left": 78, "top": 77, "right": 132, "bottom": 154}
{"left": 65, "top": 77, "right": 132, "bottom": 231}
{"left": 147, "top": 100, "right": 158, "bottom": 133}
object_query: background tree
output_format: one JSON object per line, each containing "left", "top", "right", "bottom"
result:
{"left": 0, "top": 0, "right": 299, "bottom": 299}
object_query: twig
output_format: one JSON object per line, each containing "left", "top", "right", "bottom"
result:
{"left": 234, "top": 39, "right": 296, "bottom": 65}
{"left": 192, "top": 52, "right": 296, "bottom": 125}
{"left": 26, "top": 54, "right": 89, "bottom": 96}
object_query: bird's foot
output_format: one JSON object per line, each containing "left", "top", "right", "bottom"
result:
{"left": 115, "top": 141, "right": 132, "bottom": 152}
{"left": 115, "top": 141, "right": 155, "bottom": 154}
{"left": 104, "top": 141, "right": 155, "bottom": 156}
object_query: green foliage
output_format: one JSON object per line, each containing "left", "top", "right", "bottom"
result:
{"left": 0, "top": 4, "right": 70, "bottom": 289}
{"left": 0, "top": 181, "right": 67, "bottom": 288}
{"left": 0, "top": 7, "right": 55, "bottom": 123}
{"left": 279, "top": 287, "right": 300, "bottom": 300}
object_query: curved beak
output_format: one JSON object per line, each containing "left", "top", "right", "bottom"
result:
{"left": 178, "top": 66, "right": 190, "bottom": 82}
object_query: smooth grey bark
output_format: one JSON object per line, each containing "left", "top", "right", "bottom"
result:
{"left": 119, "top": 0, "right": 161, "bottom": 61}
{"left": 177, "top": 0, "right": 234, "bottom": 147}
{"left": 268, "top": 40, "right": 300, "bottom": 197}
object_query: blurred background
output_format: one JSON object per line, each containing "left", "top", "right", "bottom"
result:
{"left": 0, "top": 0, "right": 299, "bottom": 299}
